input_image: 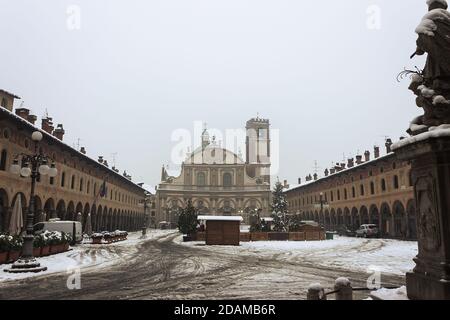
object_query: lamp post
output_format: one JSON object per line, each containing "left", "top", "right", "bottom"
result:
{"left": 5, "top": 131, "right": 57, "bottom": 273}
{"left": 140, "top": 191, "right": 151, "bottom": 239}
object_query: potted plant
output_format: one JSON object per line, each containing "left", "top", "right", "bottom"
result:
{"left": 103, "top": 232, "right": 113, "bottom": 243}
{"left": 48, "top": 231, "right": 64, "bottom": 254}
{"left": 8, "top": 235, "right": 23, "bottom": 263}
{"left": 91, "top": 233, "right": 103, "bottom": 244}
{"left": 61, "top": 232, "right": 72, "bottom": 251}
{"left": 0, "top": 234, "right": 11, "bottom": 264}
{"left": 40, "top": 231, "right": 51, "bottom": 256}
{"left": 33, "top": 234, "right": 45, "bottom": 257}
{"left": 177, "top": 200, "right": 198, "bottom": 242}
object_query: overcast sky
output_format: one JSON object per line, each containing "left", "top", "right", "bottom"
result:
{"left": 0, "top": 0, "right": 429, "bottom": 189}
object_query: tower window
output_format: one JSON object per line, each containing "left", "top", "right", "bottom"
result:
{"left": 223, "top": 172, "right": 232, "bottom": 187}
{"left": 197, "top": 172, "right": 206, "bottom": 186}
{"left": 0, "top": 149, "right": 7, "bottom": 171}
{"left": 393, "top": 175, "right": 399, "bottom": 189}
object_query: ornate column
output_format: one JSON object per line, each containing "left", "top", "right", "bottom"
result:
{"left": 393, "top": 0, "right": 450, "bottom": 299}
{"left": 394, "top": 137, "right": 450, "bottom": 299}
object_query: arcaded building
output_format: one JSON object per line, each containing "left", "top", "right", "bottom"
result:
{"left": 156, "top": 117, "right": 272, "bottom": 225}
{"left": 0, "top": 89, "right": 148, "bottom": 232}
{"left": 284, "top": 140, "right": 416, "bottom": 240}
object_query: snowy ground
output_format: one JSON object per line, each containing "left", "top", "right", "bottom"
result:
{"left": 0, "top": 229, "right": 176, "bottom": 284}
{"left": 179, "top": 236, "right": 418, "bottom": 276}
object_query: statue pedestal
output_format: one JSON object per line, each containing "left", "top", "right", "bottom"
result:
{"left": 394, "top": 134, "right": 450, "bottom": 300}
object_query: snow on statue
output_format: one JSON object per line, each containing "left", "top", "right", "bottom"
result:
{"left": 407, "top": 0, "right": 450, "bottom": 132}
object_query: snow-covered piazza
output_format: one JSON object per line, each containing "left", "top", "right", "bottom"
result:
{"left": 0, "top": 229, "right": 416, "bottom": 300}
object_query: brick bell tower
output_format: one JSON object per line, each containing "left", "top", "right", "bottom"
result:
{"left": 245, "top": 116, "right": 271, "bottom": 183}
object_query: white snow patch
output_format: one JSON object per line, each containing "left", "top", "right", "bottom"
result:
{"left": 370, "top": 285, "right": 409, "bottom": 300}
{"left": 0, "top": 230, "right": 176, "bottom": 283}
{"left": 416, "top": 8, "right": 450, "bottom": 36}
{"left": 432, "top": 95, "right": 450, "bottom": 105}
{"left": 392, "top": 124, "right": 450, "bottom": 150}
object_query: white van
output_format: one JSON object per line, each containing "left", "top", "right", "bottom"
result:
{"left": 33, "top": 219, "right": 83, "bottom": 243}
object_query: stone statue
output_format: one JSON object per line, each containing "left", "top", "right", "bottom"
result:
{"left": 408, "top": 0, "right": 450, "bottom": 133}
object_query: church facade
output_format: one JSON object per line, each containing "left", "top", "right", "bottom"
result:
{"left": 156, "top": 117, "right": 272, "bottom": 225}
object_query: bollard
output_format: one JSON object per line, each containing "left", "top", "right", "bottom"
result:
{"left": 334, "top": 277, "right": 353, "bottom": 300}
{"left": 307, "top": 283, "right": 327, "bottom": 300}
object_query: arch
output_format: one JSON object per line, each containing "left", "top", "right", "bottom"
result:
{"left": 96, "top": 205, "right": 103, "bottom": 231}
{"left": 43, "top": 198, "right": 55, "bottom": 221}
{"left": 56, "top": 199, "right": 66, "bottom": 220}
{"left": 75, "top": 202, "right": 83, "bottom": 222}
{"left": 337, "top": 208, "right": 344, "bottom": 227}
{"left": 406, "top": 199, "right": 417, "bottom": 240}
{"left": 369, "top": 204, "right": 380, "bottom": 227}
{"left": 67, "top": 201, "right": 75, "bottom": 221}
{"left": 91, "top": 204, "right": 97, "bottom": 231}
{"left": 108, "top": 208, "right": 113, "bottom": 230}
{"left": 380, "top": 202, "right": 392, "bottom": 237}
{"left": 351, "top": 207, "right": 359, "bottom": 229}
{"left": 83, "top": 203, "right": 90, "bottom": 230}
{"left": 324, "top": 209, "right": 330, "bottom": 230}
{"left": 344, "top": 207, "right": 351, "bottom": 227}
{"left": 0, "top": 188, "right": 10, "bottom": 232}
{"left": 360, "top": 205, "right": 369, "bottom": 225}
{"left": 392, "top": 200, "right": 406, "bottom": 239}
{"left": 103, "top": 206, "right": 108, "bottom": 230}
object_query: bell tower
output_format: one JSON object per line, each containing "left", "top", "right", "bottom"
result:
{"left": 245, "top": 116, "right": 271, "bottom": 183}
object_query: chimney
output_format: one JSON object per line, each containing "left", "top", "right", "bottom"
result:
{"left": 385, "top": 138, "right": 393, "bottom": 154}
{"left": 27, "top": 114, "right": 37, "bottom": 125}
{"left": 15, "top": 108, "right": 30, "bottom": 120}
{"left": 98, "top": 156, "right": 104, "bottom": 163}
{"left": 53, "top": 124, "right": 65, "bottom": 141}
{"left": 283, "top": 179, "right": 287, "bottom": 187}
{"left": 313, "top": 173, "right": 318, "bottom": 181}
{"left": 347, "top": 158, "right": 354, "bottom": 168}
{"left": 335, "top": 163, "right": 342, "bottom": 172}
{"left": 340, "top": 163, "right": 346, "bottom": 170}
{"left": 374, "top": 146, "right": 380, "bottom": 159}
{"left": 324, "top": 168, "right": 329, "bottom": 177}
{"left": 356, "top": 155, "right": 363, "bottom": 164}
{"left": 80, "top": 147, "right": 86, "bottom": 154}
{"left": 364, "top": 150, "right": 370, "bottom": 162}
{"left": 298, "top": 178, "right": 302, "bottom": 184}
{"left": 41, "top": 117, "right": 54, "bottom": 134}
{"left": 104, "top": 160, "right": 109, "bottom": 167}
{"left": 330, "top": 168, "right": 336, "bottom": 174}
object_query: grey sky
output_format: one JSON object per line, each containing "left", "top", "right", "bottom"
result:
{"left": 0, "top": 0, "right": 428, "bottom": 189}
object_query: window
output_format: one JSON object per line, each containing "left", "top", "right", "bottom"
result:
{"left": 360, "top": 184, "right": 364, "bottom": 196}
{"left": 223, "top": 172, "right": 232, "bottom": 187}
{"left": 381, "top": 179, "right": 386, "bottom": 192}
{"left": 330, "top": 191, "right": 333, "bottom": 202}
{"left": 94, "top": 183, "right": 97, "bottom": 196}
{"left": 393, "top": 162, "right": 396, "bottom": 169}
{"left": 0, "top": 149, "right": 7, "bottom": 171}
{"left": 337, "top": 190, "right": 340, "bottom": 201}
{"left": 61, "top": 172, "right": 66, "bottom": 187}
{"left": 344, "top": 189, "right": 348, "bottom": 200}
{"left": 50, "top": 177, "right": 54, "bottom": 185}
{"left": 87, "top": 181, "right": 90, "bottom": 194}
{"left": 71, "top": 175, "right": 75, "bottom": 189}
{"left": 352, "top": 187, "right": 356, "bottom": 198}
{"left": 393, "top": 175, "right": 399, "bottom": 189}
{"left": 80, "top": 178, "right": 84, "bottom": 192}
{"left": 1, "top": 98, "right": 7, "bottom": 108}
{"left": 408, "top": 171, "right": 413, "bottom": 187}
{"left": 197, "top": 172, "right": 206, "bottom": 186}
{"left": 370, "top": 181, "right": 375, "bottom": 195}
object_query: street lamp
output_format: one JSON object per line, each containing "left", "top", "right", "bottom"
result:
{"left": 5, "top": 130, "right": 57, "bottom": 273}
{"left": 140, "top": 192, "right": 151, "bottom": 239}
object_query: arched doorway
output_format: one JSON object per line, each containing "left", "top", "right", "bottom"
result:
{"left": 406, "top": 200, "right": 417, "bottom": 240}
{"left": 56, "top": 200, "right": 66, "bottom": 220}
{"left": 91, "top": 204, "right": 97, "bottom": 231}
{"left": 83, "top": 203, "right": 90, "bottom": 230}
{"left": 369, "top": 204, "right": 379, "bottom": 227}
{"left": 360, "top": 206, "right": 369, "bottom": 225}
{"left": 380, "top": 203, "right": 392, "bottom": 237}
{"left": 43, "top": 198, "right": 55, "bottom": 221}
{"left": 75, "top": 202, "right": 83, "bottom": 222}
{"left": 67, "top": 201, "right": 75, "bottom": 221}
{"left": 393, "top": 201, "right": 406, "bottom": 239}
{"left": 351, "top": 207, "right": 359, "bottom": 229}
{"left": 344, "top": 207, "right": 351, "bottom": 227}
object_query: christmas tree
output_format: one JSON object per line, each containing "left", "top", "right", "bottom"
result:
{"left": 177, "top": 200, "right": 198, "bottom": 235}
{"left": 270, "top": 181, "right": 289, "bottom": 232}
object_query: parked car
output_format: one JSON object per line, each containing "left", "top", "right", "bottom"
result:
{"left": 337, "top": 225, "right": 356, "bottom": 237}
{"left": 33, "top": 219, "right": 82, "bottom": 243}
{"left": 355, "top": 224, "right": 379, "bottom": 238}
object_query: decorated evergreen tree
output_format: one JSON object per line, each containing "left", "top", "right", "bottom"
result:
{"left": 177, "top": 200, "right": 198, "bottom": 235}
{"left": 270, "top": 181, "right": 289, "bottom": 232}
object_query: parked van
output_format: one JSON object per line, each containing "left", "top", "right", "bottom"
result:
{"left": 33, "top": 219, "right": 83, "bottom": 243}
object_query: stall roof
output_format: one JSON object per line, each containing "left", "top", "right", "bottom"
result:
{"left": 198, "top": 215, "right": 243, "bottom": 222}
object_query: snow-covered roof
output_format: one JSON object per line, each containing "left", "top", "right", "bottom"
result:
{"left": 0, "top": 106, "right": 146, "bottom": 193}
{"left": 198, "top": 215, "right": 243, "bottom": 222}
{"left": 392, "top": 124, "right": 450, "bottom": 150}
{"left": 0, "top": 89, "right": 20, "bottom": 99}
